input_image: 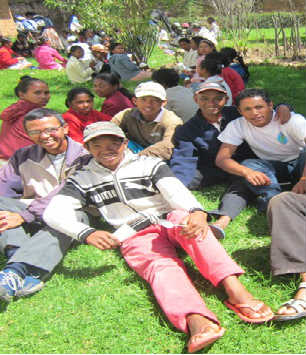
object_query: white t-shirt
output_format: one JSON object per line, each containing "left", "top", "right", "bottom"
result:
{"left": 218, "top": 112, "right": 306, "bottom": 162}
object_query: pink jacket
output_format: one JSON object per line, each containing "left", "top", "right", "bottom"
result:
{"left": 33, "top": 44, "right": 66, "bottom": 69}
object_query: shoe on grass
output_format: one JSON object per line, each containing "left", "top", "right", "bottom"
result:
{"left": 0, "top": 269, "right": 44, "bottom": 302}
{"left": 0, "top": 268, "right": 24, "bottom": 302}
{"left": 16, "top": 275, "right": 44, "bottom": 297}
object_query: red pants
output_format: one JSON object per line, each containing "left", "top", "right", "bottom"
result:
{"left": 120, "top": 210, "right": 244, "bottom": 333}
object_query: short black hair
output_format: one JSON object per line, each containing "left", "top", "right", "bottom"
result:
{"left": 200, "top": 52, "right": 224, "bottom": 75}
{"left": 0, "top": 37, "right": 12, "bottom": 46}
{"left": 109, "top": 42, "right": 122, "bottom": 53}
{"left": 152, "top": 68, "right": 179, "bottom": 88}
{"left": 65, "top": 87, "right": 94, "bottom": 107}
{"left": 23, "top": 108, "right": 65, "bottom": 130}
{"left": 207, "top": 17, "right": 215, "bottom": 24}
{"left": 236, "top": 88, "right": 272, "bottom": 107}
{"left": 178, "top": 37, "right": 190, "bottom": 44}
{"left": 68, "top": 45, "right": 83, "bottom": 57}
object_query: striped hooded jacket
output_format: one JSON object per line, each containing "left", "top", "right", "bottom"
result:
{"left": 44, "top": 151, "right": 205, "bottom": 242}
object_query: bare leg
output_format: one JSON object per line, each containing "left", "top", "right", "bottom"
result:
{"left": 277, "top": 273, "right": 306, "bottom": 316}
{"left": 211, "top": 215, "right": 231, "bottom": 230}
{"left": 186, "top": 314, "right": 225, "bottom": 353}
{"left": 222, "top": 275, "right": 273, "bottom": 320}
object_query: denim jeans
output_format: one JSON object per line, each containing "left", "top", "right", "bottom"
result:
{"left": 240, "top": 151, "right": 305, "bottom": 211}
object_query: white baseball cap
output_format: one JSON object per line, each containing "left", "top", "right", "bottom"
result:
{"left": 134, "top": 81, "right": 167, "bottom": 101}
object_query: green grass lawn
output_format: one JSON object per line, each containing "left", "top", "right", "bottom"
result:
{"left": 0, "top": 50, "right": 305, "bottom": 354}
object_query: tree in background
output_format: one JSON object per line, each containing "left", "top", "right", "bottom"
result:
{"left": 208, "top": 0, "right": 257, "bottom": 53}
{"left": 44, "top": 0, "right": 175, "bottom": 62}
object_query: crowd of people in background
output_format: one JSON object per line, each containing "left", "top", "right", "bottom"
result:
{"left": 0, "top": 12, "right": 305, "bottom": 354}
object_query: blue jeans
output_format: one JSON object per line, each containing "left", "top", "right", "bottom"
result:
{"left": 240, "top": 151, "right": 305, "bottom": 211}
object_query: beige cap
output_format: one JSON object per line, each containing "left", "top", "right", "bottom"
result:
{"left": 134, "top": 81, "right": 166, "bottom": 101}
{"left": 83, "top": 122, "right": 125, "bottom": 143}
{"left": 91, "top": 44, "right": 108, "bottom": 53}
{"left": 195, "top": 81, "right": 227, "bottom": 95}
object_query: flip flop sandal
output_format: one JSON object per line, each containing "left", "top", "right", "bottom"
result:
{"left": 224, "top": 299, "right": 274, "bottom": 323}
{"left": 209, "top": 224, "right": 225, "bottom": 240}
{"left": 273, "top": 282, "right": 306, "bottom": 321}
{"left": 187, "top": 327, "right": 225, "bottom": 353}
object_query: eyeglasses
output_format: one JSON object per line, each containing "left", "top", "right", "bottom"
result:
{"left": 27, "top": 126, "right": 62, "bottom": 137}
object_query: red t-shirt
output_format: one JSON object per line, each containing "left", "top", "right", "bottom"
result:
{"left": 0, "top": 46, "right": 19, "bottom": 69}
{"left": 62, "top": 108, "right": 111, "bottom": 143}
{"left": 101, "top": 90, "right": 134, "bottom": 117}
{"left": 221, "top": 67, "right": 245, "bottom": 104}
{"left": 0, "top": 100, "right": 42, "bottom": 160}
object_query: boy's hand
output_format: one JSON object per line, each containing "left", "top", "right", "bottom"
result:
{"left": 86, "top": 230, "right": 121, "bottom": 250}
{"left": 275, "top": 104, "right": 291, "bottom": 125}
{"left": 180, "top": 211, "right": 208, "bottom": 240}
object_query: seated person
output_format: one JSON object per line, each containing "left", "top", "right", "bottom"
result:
{"left": 194, "top": 52, "right": 232, "bottom": 106}
{"left": 177, "top": 37, "right": 198, "bottom": 71}
{"left": 66, "top": 45, "right": 95, "bottom": 84}
{"left": 62, "top": 87, "right": 111, "bottom": 144}
{"left": 112, "top": 81, "right": 183, "bottom": 160}
{"left": 108, "top": 42, "right": 152, "bottom": 81}
{"left": 11, "top": 33, "right": 34, "bottom": 57}
{"left": 170, "top": 82, "right": 253, "bottom": 190}
{"left": 93, "top": 73, "right": 134, "bottom": 117}
{"left": 268, "top": 161, "right": 306, "bottom": 321}
{"left": 191, "top": 39, "right": 216, "bottom": 84}
{"left": 33, "top": 36, "right": 67, "bottom": 70}
{"left": 216, "top": 88, "right": 306, "bottom": 214}
{"left": 0, "top": 108, "right": 87, "bottom": 302}
{"left": 220, "top": 53, "right": 245, "bottom": 105}
{"left": 0, "top": 76, "right": 50, "bottom": 164}
{"left": 207, "top": 17, "right": 220, "bottom": 42}
{"left": 170, "top": 83, "right": 292, "bottom": 230}
{"left": 220, "top": 47, "right": 250, "bottom": 84}
{"left": 91, "top": 44, "right": 111, "bottom": 74}
{"left": 152, "top": 68, "right": 198, "bottom": 123}
{"left": 44, "top": 122, "right": 274, "bottom": 354}
{"left": 0, "top": 38, "right": 32, "bottom": 70}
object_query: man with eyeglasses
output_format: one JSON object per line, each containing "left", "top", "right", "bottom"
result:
{"left": 0, "top": 108, "right": 88, "bottom": 302}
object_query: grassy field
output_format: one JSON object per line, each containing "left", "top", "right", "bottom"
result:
{"left": 219, "top": 26, "right": 306, "bottom": 49}
{"left": 0, "top": 48, "right": 305, "bottom": 354}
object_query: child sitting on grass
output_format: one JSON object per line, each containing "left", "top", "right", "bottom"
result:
{"left": 93, "top": 73, "right": 134, "bottom": 117}
{"left": 0, "top": 76, "right": 50, "bottom": 164}
{"left": 152, "top": 68, "right": 198, "bottom": 123}
{"left": 111, "top": 81, "right": 182, "bottom": 160}
{"left": 63, "top": 87, "right": 111, "bottom": 144}
{"left": 66, "top": 45, "right": 96, "bottom": 84}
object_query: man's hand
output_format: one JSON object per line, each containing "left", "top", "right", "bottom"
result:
{"left": 0, "top": 211, "right": 24, "bottom": 232}
{"left": 243, "top": 167, "right": 271, "bottom": 186}
{"left": 86, "top": 230, "right": 121, "bottom": 250}
{"left": 275, "top": 104, "right": 291, "bottom": 125}
{"left": 180, "top": 211, "right": 209, "bottom": 240}
{"left": 292, "top": 178, "right": 306, "bottom": 194}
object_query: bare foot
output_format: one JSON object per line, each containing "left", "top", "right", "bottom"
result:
{"left": 211, "top": 215, "right": 231, "bottom": 230}
{"left": 223, "top": 276, "right": 273, "bottom": 321}
{"left": 187, "top": 314, "right": 225, "bottom": 353}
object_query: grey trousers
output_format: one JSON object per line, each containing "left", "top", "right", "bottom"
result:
{"left": 0, "top": 196, "right": 89, "bottom": 274}
{"left": 267, "top": 192, "right": 306, "bottom": 276}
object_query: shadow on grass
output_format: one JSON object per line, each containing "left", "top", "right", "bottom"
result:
{"left": 246, "top": 211, "right": 269, "bottom": 236}
{"left": 0, "top": 301, "right": 9, "bottom": 313}
{"left": 56, "top": 264, "right": 116, "bottom": 279}
{"left": 232, "top": 246, "right": 271, "bottom": 277}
